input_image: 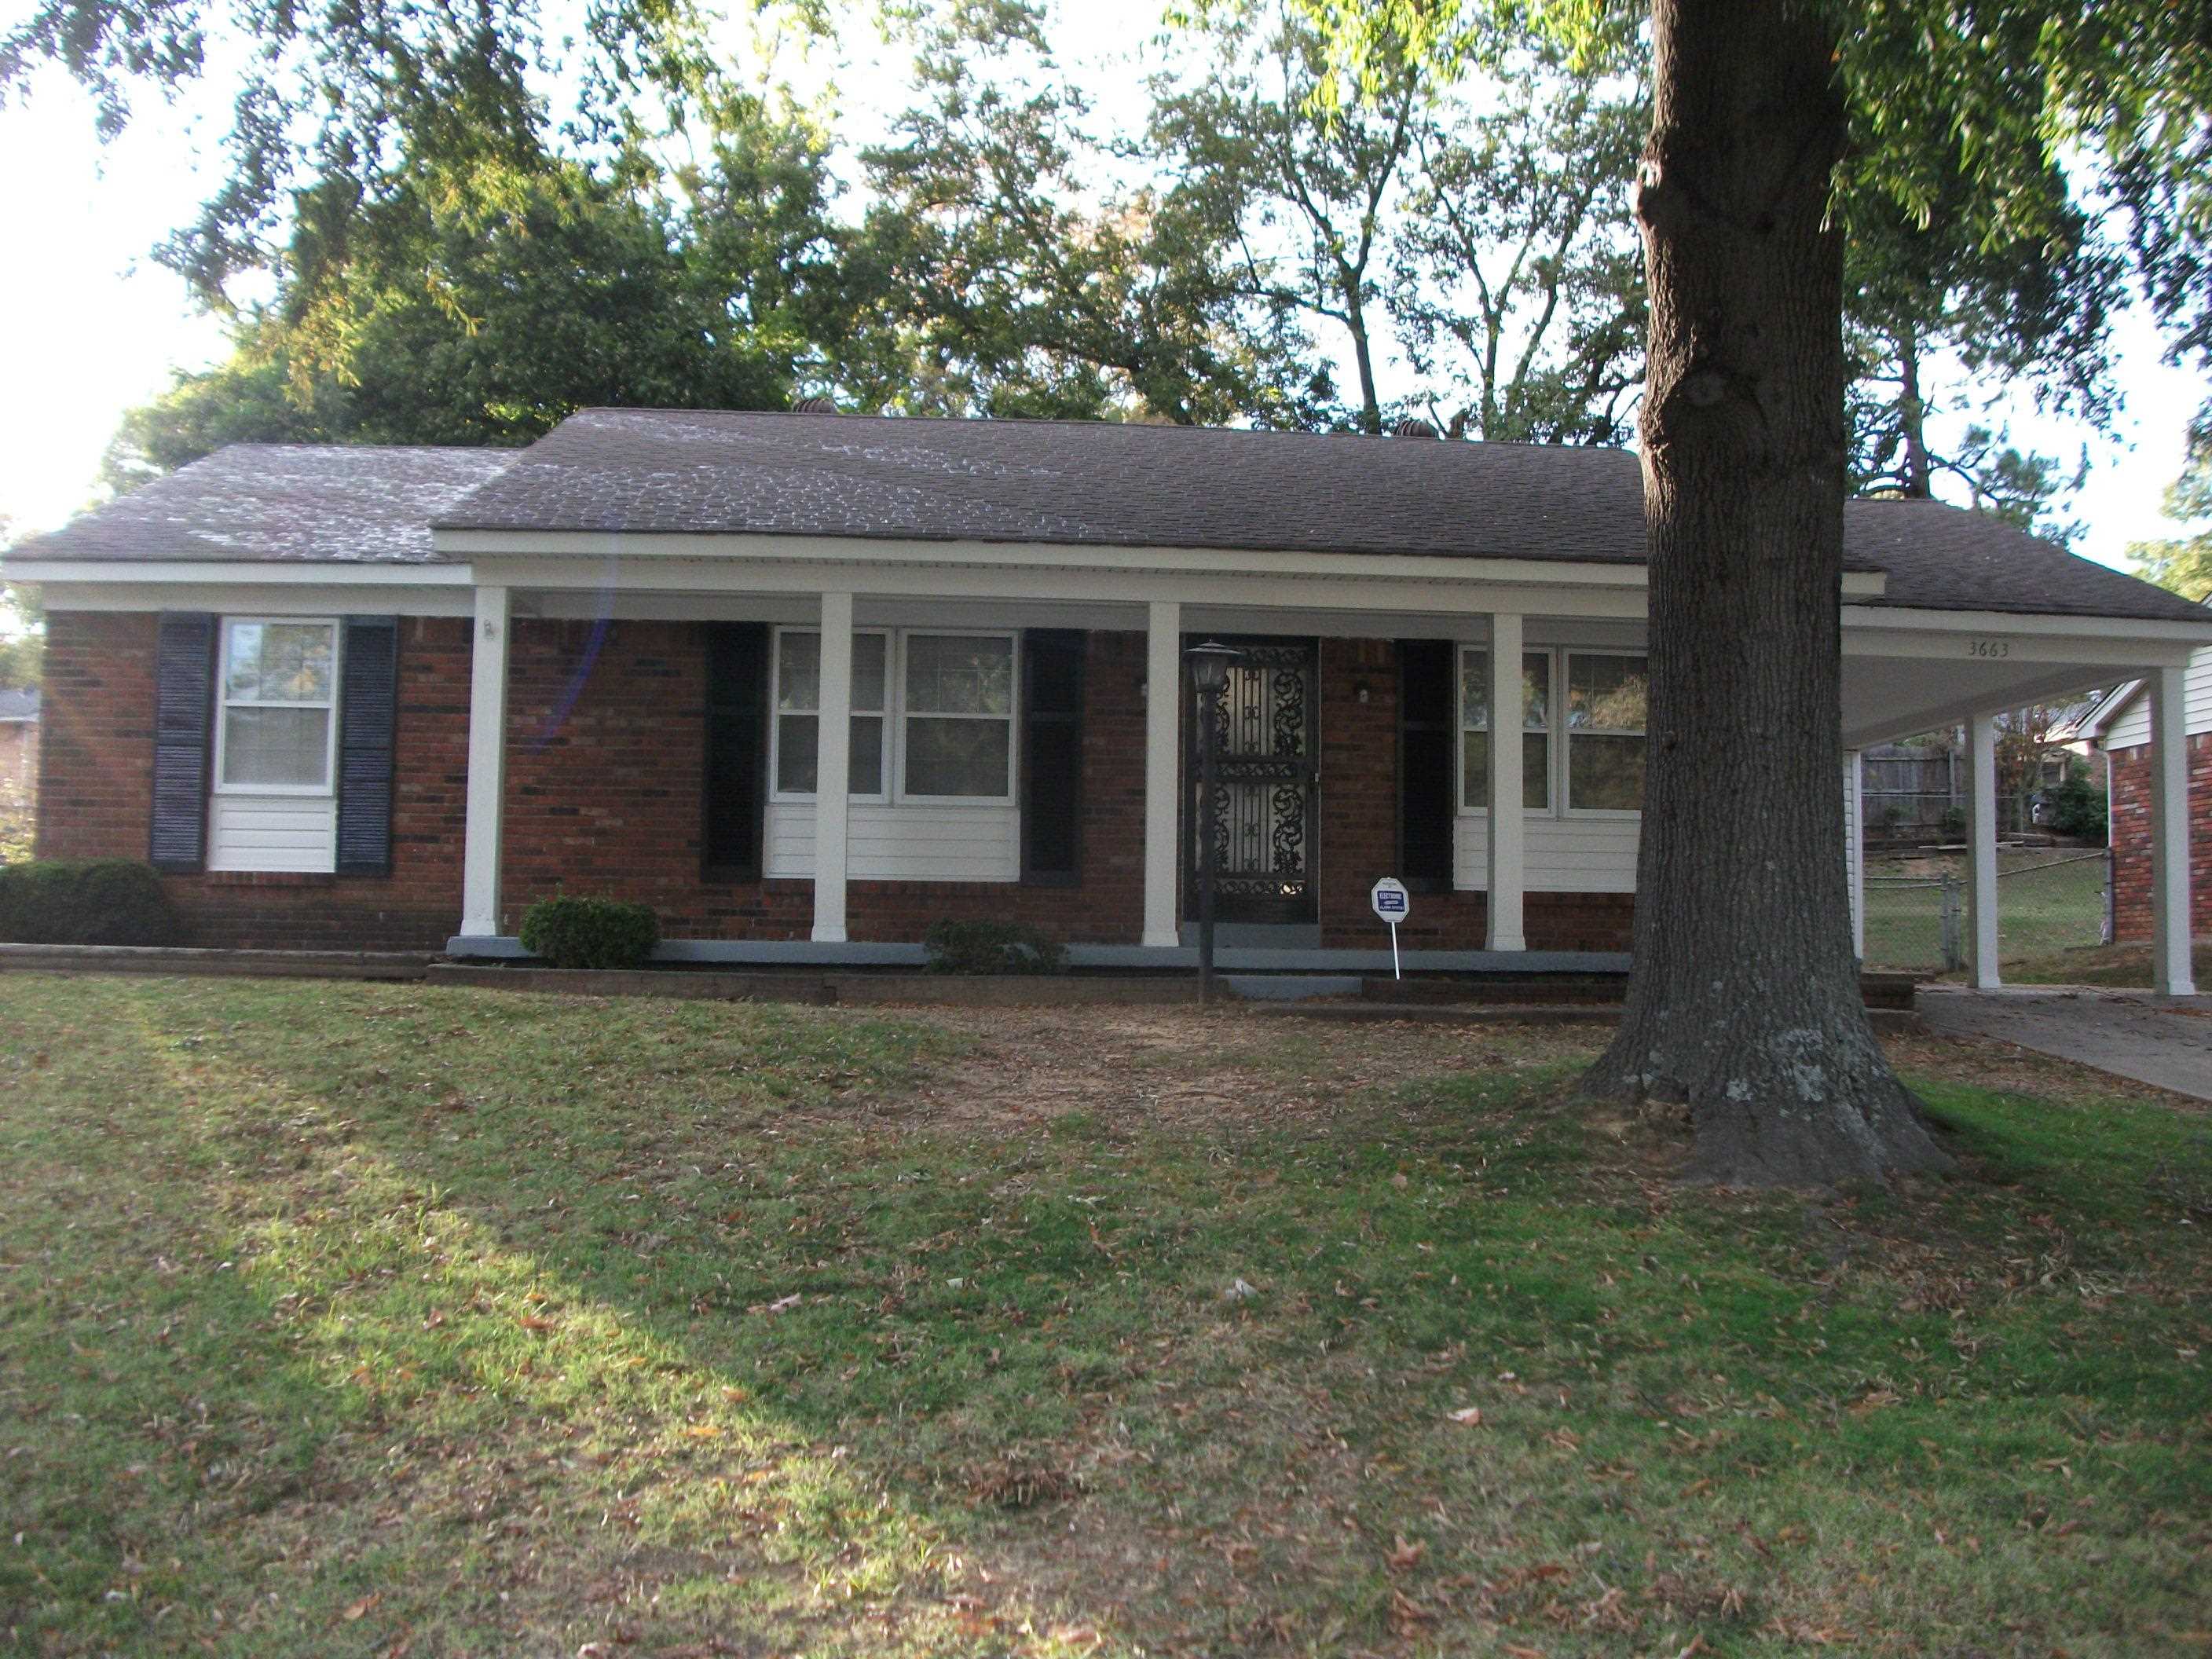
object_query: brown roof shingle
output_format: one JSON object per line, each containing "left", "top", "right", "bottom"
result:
{"left": 13, "top": 412, "right": 2202, "bottom": 627}
{"left": 16, "top": 445, "right": 516, "bottom": 565}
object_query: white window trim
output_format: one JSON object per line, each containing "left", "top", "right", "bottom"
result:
{"left": 768, "top": 625, "right": 892, "bottom": 806}
{"left": 211, "top": 615, "right": 341, "bottom": 798}
{"left": 768, "top": 626, "right": 1018, "bottom": 808}
{"left": 1562, "top": 647, "right": 1649, "bottom": 820}
{"left": 1456, "top": 644, "right": 1558, "bottom": 820}
{"left": 895, "top": 628, "right": 1020, "bottom": 806}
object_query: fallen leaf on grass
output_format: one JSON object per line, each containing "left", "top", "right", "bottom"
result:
{"left": 518, "top": 1315, "right": 557, "bottom": 1332}
{"left": 1387, "top": 1535, "right": 1426, "bottom": 1572}
{"left": 1448, "top": 1406, "right": 1483, "bottom": 1426}
{"left": 341, "top": 1594, "right": 379, "bottom": 1621}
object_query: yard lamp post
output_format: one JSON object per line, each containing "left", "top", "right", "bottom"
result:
{"left": 1185, "top": 640, "right": 1243, "bottom": 1004}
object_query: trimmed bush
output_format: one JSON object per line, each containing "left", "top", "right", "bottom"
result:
{"left": 518, "top": 895, "right": 661, "bottom": 970}
{"left": 923, "top": 919, "right": 1066, "bottom": 976}
{"left": 0, "top": 859, "right": 184, "bottom": 946}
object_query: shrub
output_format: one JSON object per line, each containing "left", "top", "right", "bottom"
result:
{"left": 0, "top": 859, "right": 184, "bottom": 946}
{"left": 2048, "top": 775, "right": 2108, "bottom": 840}
{"left": 923, "top": 918, "right": 1066, "bottom": 976}
{"left": 518, "top": 895, "right": 661, "bottom": 970}
{"left": 1937, "top": 805, "right": 1968, "bottom": 841}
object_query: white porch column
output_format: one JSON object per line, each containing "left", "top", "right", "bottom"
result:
{"left": 1485, "top": 612, "right": 1526, "bottom": 951}
{"left": 1142, "top": 601, "right": 1183, "bottom": 948}
{"left": 812, "top": 591, "right": 855, "bottom": 943}
{"left": 460, "top": 584, "right": 511, "bottom": 939}
{"left": 1844, "top": 749, "right": 1866, "bottom": 962}
{"left": 2151, "top": 663, "right": 2196, "bottom": 995}
{"left": 1967, "top": 712, "right": 2001, "bottom": 989}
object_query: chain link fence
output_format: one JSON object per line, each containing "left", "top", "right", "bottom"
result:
{"left": 1862, "top": 849, "right": 2111, "bottom": 973}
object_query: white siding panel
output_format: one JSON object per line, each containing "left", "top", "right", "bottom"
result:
{"left": 766, "top": 803, "right": 1020, "bottom": 882}
{"left": 208, "top": 793, "right": 338, "bottom": 873}
{"left": 2104, "top": 646, "right": 2212, "bottom": 750}
{"left": 1453, "top": 815, "right": 1638, "bottom": 892}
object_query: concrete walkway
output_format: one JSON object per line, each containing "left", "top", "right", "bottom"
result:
{"left": 1917, "top": 985, "right": 2212, "bottom": 1102}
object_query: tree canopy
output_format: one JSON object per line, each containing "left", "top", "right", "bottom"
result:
{"left": 11, "top": 0, "right": 2185, "bottom": 511}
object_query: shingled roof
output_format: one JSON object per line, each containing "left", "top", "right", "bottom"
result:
{"left": 13, "top": 411, "right": 2202, "bottom": 626}
{"left": 435, "top": 408, "right": 2204, "bottom": 624}
{"left": 17, "top": 445, "right": 517, "bottom": 564}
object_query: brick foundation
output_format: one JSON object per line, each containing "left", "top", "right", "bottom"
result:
{"left": 32, "top": 614, "right": 1635, "bottom": 953}
{"left": 2107, "top": 735, "right": 2212, "bottom": 943}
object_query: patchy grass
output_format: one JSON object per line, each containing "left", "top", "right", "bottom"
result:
{"left": 1864, "top": 849, "right": 2109, "bottom": 973}
{"left": 2, "top": 976, "right": 2208, "bottom": 1657}
{"left": 1993, "top": 941, "right": 2212, "bottom": 989}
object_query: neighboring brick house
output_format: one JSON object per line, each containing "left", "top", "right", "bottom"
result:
{"left": 7, "top": 408, "right": 2210, "bottom": 980}
{"left": 2079, "top": 624, "right": 2212, "bottom": 946}
{"left": 0, "top": 687, "right": 35, "bottom": 793}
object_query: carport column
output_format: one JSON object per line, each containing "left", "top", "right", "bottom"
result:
{"left": 2151, "top": 663, "right": 2196, "bottom": 996}
{"left": 1142, "top": 600, "right": 1183, "bottom": 948}
{"left": 812, "top": 591, "right": 855, "bottom": 943}
{"left": 1967, "top": 712, "right": 2001, "bottom": 990}
{"left": 460, "top": 583, "right": 511, "bottom": 939}
{"left": 1485, "top": 612, "right": 1527, "bottom": 952}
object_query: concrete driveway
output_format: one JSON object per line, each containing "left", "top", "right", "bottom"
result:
{"left": 1917, "top": 985, "right": 2212, "bottom": 1101}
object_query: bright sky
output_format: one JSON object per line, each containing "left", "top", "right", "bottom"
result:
{"left": 0, "top": 14, "right": 2203, "bottom": 573}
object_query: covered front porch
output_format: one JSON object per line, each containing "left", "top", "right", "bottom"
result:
{"left": 434, "top": 531, "right": 2209, "bottom": 991}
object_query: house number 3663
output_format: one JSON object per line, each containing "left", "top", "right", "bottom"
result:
{"left": 1966, "top": 639, "right": 2012, "bottom": 658}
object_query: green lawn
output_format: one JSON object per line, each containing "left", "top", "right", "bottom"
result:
{"left": 2, "top": 976, "right": 2208, "bottom": 1656}
{"left": 1863, "top": 850, "right": 2109, "bottom": 972}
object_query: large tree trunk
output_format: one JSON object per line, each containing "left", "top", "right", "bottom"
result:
{"left": 1583, "top": 0, "right": 1950, "bottom": 1186}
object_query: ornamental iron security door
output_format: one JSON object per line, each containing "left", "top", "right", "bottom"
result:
{"left": 1185, "top": 636, "right": 1319, "bottom": 925}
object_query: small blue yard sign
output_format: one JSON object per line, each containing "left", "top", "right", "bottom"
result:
{"left": 1371, "top": 877, "right": 1410, "bottom": 980}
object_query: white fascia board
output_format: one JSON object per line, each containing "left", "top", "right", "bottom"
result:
{"left": 2075, "top": 679, "right": 2145, "bottom": 745}
{"left": 34, "top": 578, "right": 474, "bottom": 617}
{"left": 464, "top": 551, "right": 1661, "bottom": 618}
{"left": 1843, "top": 604, "right": 2212, "bottom": 661}
{"left": 442, "top": 526, "right": 1888, "bottom": 599}
{"left": 3, "top": 558, "right": 472, "bottom": 587}
{"left": 431, "top": 526, "right": 1672, "bottom": 588}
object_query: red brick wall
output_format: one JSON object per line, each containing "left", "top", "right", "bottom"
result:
{"left": 31, "top": 613, "right": 1632, "bottom": 953}
{"left": 35, "top": 611, "right": 470, "bottom": 949}
{"left": 2107, "top": 736, "right": 2212, "bottom": 943}
{"left": 1313, "top": 637, "right": 1634, "bottom": 952}
{"left": 491, "top": 618, "right": 1152, "bottom": 943}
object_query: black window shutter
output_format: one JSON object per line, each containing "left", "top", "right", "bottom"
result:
{"left": 702, "top": 623, "right": 771, "bottom": 880}
{"left": 1398, "top": 639, "right": 1455, "bottom": 891}
{"left": 336, "top": 615, "right": 401, "bottom": 875}
{"left": 1021, "top": 628, "right": 1085, "bottom": 884}
{"left": 149, "top": 612, "right": 216, "bottom": 873}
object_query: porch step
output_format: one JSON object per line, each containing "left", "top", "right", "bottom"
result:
{"left": 1177, "top": 922, "right": 1323, "bottom": 950}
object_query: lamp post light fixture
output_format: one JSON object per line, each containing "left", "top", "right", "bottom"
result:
{"left": 1184, "top": 639, "right": 1243, "bottom": 1004}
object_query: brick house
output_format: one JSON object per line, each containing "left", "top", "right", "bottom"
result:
{"left": 8, "top": 408, "right": 2210, "bottom": 987}
{"left": 0, "top": 687, "right": 36, "bottom": 793}
{"left": 2078, "top": 627, "right": 2212, "bottom": 950}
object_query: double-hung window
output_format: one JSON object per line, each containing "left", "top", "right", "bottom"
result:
{"left": 1564, "top": 652, "right": 1649, "bottom": 812}
{"left": 771, "top": 628, "right": 1015, "bottom": 803}
{"left": 775, "top": 629, "right": 888, "bottom": 798}
{"left": 900, "top": 633, "right": 1015, "bottom": 800}
{"left": 1459, "top": 649, "right": 1551, "bottom": 811}
{"left": 216, "top": 618, "right": 339, "bottom": 793}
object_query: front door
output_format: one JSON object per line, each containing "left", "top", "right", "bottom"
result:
{"left": 1186, "top": 635, "right": 1320, "bottom": 925}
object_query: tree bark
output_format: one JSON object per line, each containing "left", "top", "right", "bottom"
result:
{"left": 1583, "top": 0, "right": 1950, "bottom": 1186}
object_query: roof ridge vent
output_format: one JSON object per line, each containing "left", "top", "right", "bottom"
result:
{"left": 790, "top": 395, "right": 840, "bottom": 416}
{"left": 1392, "top": 417, "right": 1437, "bottom": 438}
